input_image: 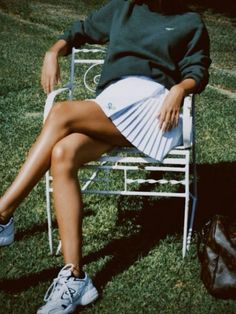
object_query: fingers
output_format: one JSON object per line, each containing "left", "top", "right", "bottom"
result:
{"left": 41, "top": 70, "right": 58, "bottom": 95}
{"left": 40, "top": 51, "right": 60, "bottom": 95}
{"left": 41, "top": 76, "right": 51, "bottom": 95}
{"left": 157, "top": 86, "right": 184, "bottom": 132}
{"left": 40, "top": 71, "right": 51, "bottom": 95}
{"left": 158, "top": 107, "right": 179, "bottom": 132}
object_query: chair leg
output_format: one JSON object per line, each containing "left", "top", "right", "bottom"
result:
{"left": 182, "top": 193, "right": 190, "bottom": 258}
{"left": 186, "top": 194, "right": 197, "bottom": 251}
{"left": 56, "top": 240, "right": 62, "bottom": 256}
{"left": 186, "top": 144, "right": 197, "bottom": 251}
{"left": 186, "top": 158, "right": 198, "bottom": 251}
{"left": 182, "top": 151, "right": 190, "bottom": 258}
{"left": 45, "top": 171, "right": 53, "bottom": 255}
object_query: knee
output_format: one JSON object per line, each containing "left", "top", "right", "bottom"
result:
{"left": 51, "top": 142, "right": 77, "bottom": 174}
{"left": 47, "top": 101, "right": 72, "bottom": 130}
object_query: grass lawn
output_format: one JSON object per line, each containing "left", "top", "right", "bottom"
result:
{"left": 0, "top": 1, "right": 236, "bottom": 313}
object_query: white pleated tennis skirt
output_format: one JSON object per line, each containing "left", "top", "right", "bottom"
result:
{"left": 95, "top": 76, "right": 183, "bottom": 162}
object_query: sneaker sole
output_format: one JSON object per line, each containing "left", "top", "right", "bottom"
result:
{"left": 0, "top": 235, "right": 14, "bottom": 246}
{"left": 65, "top": 287, "right": 99, "bottom": 313}
{"left": 79, "top": 286, "right": 99, "bottom": 306}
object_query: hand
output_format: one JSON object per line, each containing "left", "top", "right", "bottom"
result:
{"left": 41, "top": 50, "right": 60, "bottom": 94}
{"left": 157, "top": 85, "right": 185, "bottom": 132}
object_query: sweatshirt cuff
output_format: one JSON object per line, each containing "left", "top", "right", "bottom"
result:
{"left": 183, "top": 73, "right": 208, "bottom": 94}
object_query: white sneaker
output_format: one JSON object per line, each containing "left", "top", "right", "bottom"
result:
{"left": 37, "top": 264, "right": 99, "bottom": 314}
{"left": 0, "top": 217, "right": 14, "bottom": 246}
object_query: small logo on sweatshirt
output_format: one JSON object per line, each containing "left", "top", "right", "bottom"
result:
{"left": 165, "top": 27, "right": 175, "bottom": 31}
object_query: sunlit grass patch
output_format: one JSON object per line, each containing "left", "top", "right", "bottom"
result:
{"left": 0, "top": 2, "right": 236, "bottom": 314}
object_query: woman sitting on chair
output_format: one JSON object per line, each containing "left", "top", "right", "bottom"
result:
{"left": 0, "top": 0, "right": 211, "bottom": 313}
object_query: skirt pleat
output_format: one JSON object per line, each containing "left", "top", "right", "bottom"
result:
{"left": 121, "top": 101, "right": 155, "bottom": 141}
{"left": 142, "top": 115, "right": 162, "bottom": 156}
{"left": 95, "top": 76, "right": 183, "bottom": 162}
{"left": 115, "top": 102, "right": 146, "bottom": 136}
{"left": 133, "top": 101, "right": 160, "bottom": 150}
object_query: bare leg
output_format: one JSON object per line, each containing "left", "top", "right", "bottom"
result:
{"left": 51, "top": 133, "right": 112, "bottom": 276}
{"left": 0, "top": 100, "right": 130, "bottom": 221}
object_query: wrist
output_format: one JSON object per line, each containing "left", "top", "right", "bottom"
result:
{"left": 47, "top": 39, "right": 68, "bottom": 57}
{"left": 171, "top": 84, "right": 186, "bottom": 97}
{"left": 46, "top": 49, "right": 59, "bottom": 58}
{"left": 174, "top": 78, "right": 197, "bottom": 96}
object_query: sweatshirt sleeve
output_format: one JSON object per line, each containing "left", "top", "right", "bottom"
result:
{"left": 59, "top": 0, "right": 117, "bottom": 54}
{"left": 178, "top": 19, "right": 211, "bottom": 93}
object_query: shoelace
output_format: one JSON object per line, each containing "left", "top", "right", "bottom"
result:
{"left": 44, "top": 275, "right": 73, "bottom": 304}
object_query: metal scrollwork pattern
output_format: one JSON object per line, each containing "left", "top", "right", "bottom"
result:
{"left": 83, "top": 62, "right": 103, "bottom": 93}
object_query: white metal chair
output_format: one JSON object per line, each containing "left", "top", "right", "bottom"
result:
{"left": 43, "top": 47, "right": 197, "bottom": 258}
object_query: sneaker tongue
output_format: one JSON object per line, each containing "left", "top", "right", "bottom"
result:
{"left": 58, "top": 268, "right": 72, "bottom": 278}
{"left": 48, "top": 269, "right": 72, "bottom": 302}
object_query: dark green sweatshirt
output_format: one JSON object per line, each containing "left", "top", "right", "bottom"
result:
{"left": 60, "top": 0, "right": 211, "bottom": 95}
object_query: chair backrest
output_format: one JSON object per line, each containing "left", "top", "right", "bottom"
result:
{"left": 68, "top": 47, "right": 106, "bottom": 99}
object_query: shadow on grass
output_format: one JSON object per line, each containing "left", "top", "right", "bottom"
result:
{"left": 0, "top": 162, "right": 235, "bottom": 298}
{"left": 14, "top": 221, "right": 56, "bottom": 242}
{"left": 0, "top": 267, "right": 61, "bottom": 294}
{"left": 13, "top": 208, "right": 95, "bottom": 242}
{"left": 88, "top": 162, "right": 236, "bottom": 293}
{"left": 195, "top": 161, "right": 236, "bottom": 226}
{"left": 87, "top": 197, "right": 184, "bottom": 289}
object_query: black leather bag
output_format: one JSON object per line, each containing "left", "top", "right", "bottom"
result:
{"left": 198, "top": 215, "right": 236, "bottom": 299}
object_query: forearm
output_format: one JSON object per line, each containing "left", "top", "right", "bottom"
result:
{"left": 41, "top": 40, "right": 69, "bottom": 94}
{"left": 172, "top": 78, "right": 198, "bottom": 97}
{"left": 47, "top": 39, "right": 69, "bottom": 57}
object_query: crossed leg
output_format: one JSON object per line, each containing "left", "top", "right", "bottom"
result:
{"left": 0, "top": 99, "right": 131, "bottom": 276}
{"left": 0, "top": 100, "right": 131, "bottom": 222}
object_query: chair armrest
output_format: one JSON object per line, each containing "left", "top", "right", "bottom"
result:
{"left": 43, "top": 87, "right": 70, "bottom": 123}
{"left": 182, "top": 95, "right": 193, "bottom": 148}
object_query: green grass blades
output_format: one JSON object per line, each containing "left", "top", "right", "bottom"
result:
{"left": 0, "top": 1, "right": 236, "bottom": 314}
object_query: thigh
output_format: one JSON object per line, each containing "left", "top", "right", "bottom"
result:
{"left": 54, "top": 133, "right": 113, "bottom": 168}
{"left": 57, "top": 100, "right": 132, "bottom": 147}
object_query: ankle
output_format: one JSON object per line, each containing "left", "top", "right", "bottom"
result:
{"left": 0, "top": 213, "right": 12, "bottom": 225}
{"left": 0, "top": 203, "right": 13, "bottom": 223}
{"left": 70, "top": 264, "right": 84, "bottom": 279}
